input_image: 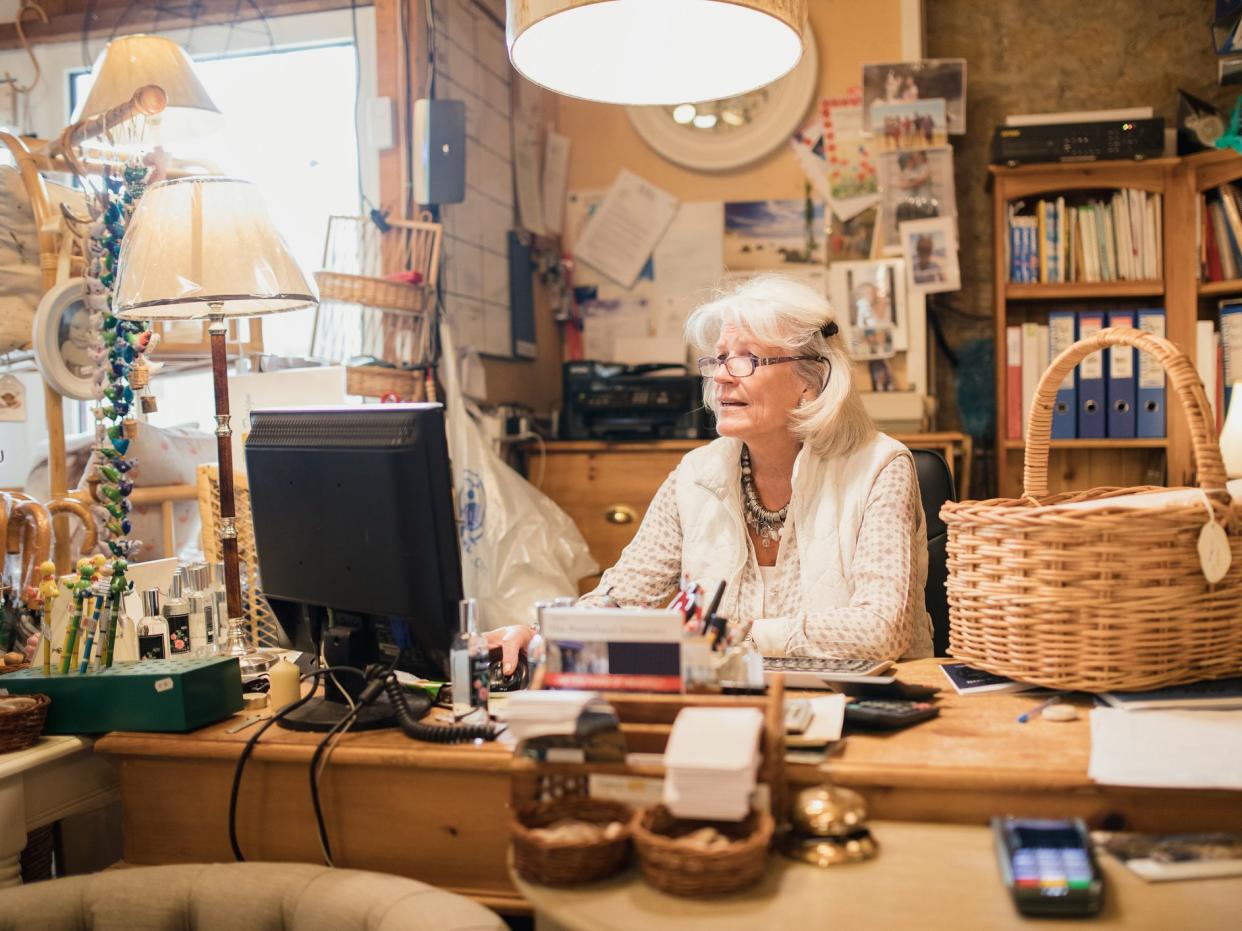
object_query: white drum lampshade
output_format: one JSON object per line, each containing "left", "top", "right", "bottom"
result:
{"left": 72, "top": 34, "right": 222, "bottom": 141}
{"left": 113, "top": 177, "right": 317, "bottom": 321}
{"left": 506, "top": 0, "right": 807, "bottom": 105}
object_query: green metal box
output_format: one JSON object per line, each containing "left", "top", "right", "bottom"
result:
{"left": 0, "top": 658, "right": 243, "bottom": 733}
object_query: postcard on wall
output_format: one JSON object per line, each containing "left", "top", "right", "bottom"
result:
{"left": 788, "top": 112, "right": 832, "bottom": 203}
{"left": 876, "top": 146, "right": 957, "bottom": 254}
{"left": 0, "top": 374, "right": 25, "bottom": 422}
{"left": 574, "top": 170, "right": 679, "bottom": 289}
{"left": 861, "top": 59, "right": 967, "bottom": 134}
{"left": 900, "top": 216, "right": 961, "bottom": 295}
{"left": 822, "top": 95, "right": 880, "bottom": 222}
{"left": 724, "top": 199, "right": 826, "bottom": 271}
{"left": 870, "top": 99, "right": 948, "bottom": 150}
{"left": 829, "top": 258, "right": 907, "bottom": 361}
{"left": 827, "top": 206, "right": 879, "bottom": 264}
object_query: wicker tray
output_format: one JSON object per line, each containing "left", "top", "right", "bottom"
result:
{"left": 0, "top": 693, "right": 50, "bottom": 754}
{"left": 314, "top": 271, "right": 429, "bottom": 314}
{"left": 632, "top": 805, "right": 773, "bottom": 897}
{"left": 943, "top": 327, "right": 1242, "bottom": 692}
{"left": 0, "top": 661, "right": 32, "bottom": 676}
{"left": 511, "top": 796, "right": 633, "bottom": 885}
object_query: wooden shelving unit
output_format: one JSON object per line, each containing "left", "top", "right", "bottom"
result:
{"left": 990, "top": 158, "right": 1184, "bottom": 498}
{"left": 1196, "top": 278, "right": 1242, "bottom": 297}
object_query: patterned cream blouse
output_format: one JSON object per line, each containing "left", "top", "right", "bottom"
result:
{"left": 579, "top": 457, "right": 933, "bottom": 660}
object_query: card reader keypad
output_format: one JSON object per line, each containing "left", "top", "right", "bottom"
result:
{"left": 1012, "top": 846, "right": 1094, "bottom": 892}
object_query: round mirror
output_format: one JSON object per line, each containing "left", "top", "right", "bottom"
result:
{"left": 626, "top": 23, "right": 819, "bottom": 172}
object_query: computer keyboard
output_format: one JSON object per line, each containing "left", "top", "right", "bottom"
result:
{"left": 763, "top": 655, "right": 895, "bottom": 689}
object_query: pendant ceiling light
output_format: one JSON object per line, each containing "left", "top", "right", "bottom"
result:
{"left": 507, "top": 0, "right": 807, "bottom": 106}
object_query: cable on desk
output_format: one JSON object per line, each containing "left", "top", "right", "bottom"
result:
{"left": 227, "top": 665, "right": 367, "bottom": 863}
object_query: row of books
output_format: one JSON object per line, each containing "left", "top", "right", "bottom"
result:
{"left": 1201, "top": 184, "right": 1242, "bottom": 282}
{"left": 1006, "top": 190, "right": 1163, "bottom": 284}
{"left": 1197, "top": 298, "right": 1242, "bottom": 433}
{"left": 1005, "top": 309, "right": 1166, "bottom": 440}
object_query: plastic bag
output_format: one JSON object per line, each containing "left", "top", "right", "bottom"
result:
{"left": 440, "top": 324, "right": 598, "bottom": 630}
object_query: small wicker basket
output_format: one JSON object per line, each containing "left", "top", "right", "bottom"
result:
{"left": 631, "top": 805, "right": 773, "bottom": 898}
{"left": 944, "top": 327, "right": 1242, "bottom": 692}
{"left": 0, "top": 693, "right": 50, "bottom": 754}
{"left": 511, "top": 796, "right": 633, "bottom": 885}
{"left": 313, "top": 271, "right": 429, "bottom": 314}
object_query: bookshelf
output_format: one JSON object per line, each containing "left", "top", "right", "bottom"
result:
{"left": 990, "top": 158, "right": 1182, "bottom": 498}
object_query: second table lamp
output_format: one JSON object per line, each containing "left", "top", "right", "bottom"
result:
{"left": 114, "top": 176, "right": 318, "bottom": 676}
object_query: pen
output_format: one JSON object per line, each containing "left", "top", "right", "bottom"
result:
{"left": 1017, "top": 694, "right": 1061, "bottom": 724}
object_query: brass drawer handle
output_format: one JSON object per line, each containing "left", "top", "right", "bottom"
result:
{"left": 603, "top": 504, "right": 637, "bottom": 525}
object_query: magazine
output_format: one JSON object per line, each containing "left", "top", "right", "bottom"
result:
{"left": 940, "top": 662, "right": 1041, "bottom": 695}
{"left": 1099, "top": 677, "right": 1242, "bottom": 711}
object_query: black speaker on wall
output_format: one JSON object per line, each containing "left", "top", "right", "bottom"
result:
{"left": 413, "top": 98, "right": 466, "bottom": 205}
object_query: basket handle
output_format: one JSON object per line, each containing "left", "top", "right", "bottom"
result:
{"left": 1023, "top": 327, "right": 1222, "bottom": 498}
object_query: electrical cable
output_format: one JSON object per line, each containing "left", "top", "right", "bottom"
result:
{"left": 227, "top": 664, "right": 367, "bottom": 862}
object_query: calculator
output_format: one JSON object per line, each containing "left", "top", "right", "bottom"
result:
{"left": 843, "top": 698, "right": 939, "bottom": 730}
{"left": 991, "top": 817, "right": 1104, "bottom": 917}
{"left": 762, "top": 655, "right": 895, "bottom": 689}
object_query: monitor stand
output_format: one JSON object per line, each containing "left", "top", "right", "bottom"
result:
{"left": 277, "top": 695, "right": 397, "bottom": 732}
{"left": 275, "top": 622, "right": 398, "bottom": 732}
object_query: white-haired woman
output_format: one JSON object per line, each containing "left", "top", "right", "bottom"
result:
{"left": 579, "top": 274, "right": 932, "bottom": 660}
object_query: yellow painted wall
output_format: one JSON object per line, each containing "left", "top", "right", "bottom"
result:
{"left": 482, "top": 0, "right": 908, "bottom": 411}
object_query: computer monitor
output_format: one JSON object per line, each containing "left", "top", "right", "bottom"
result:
{"left": 245, "top": 404, "right": 463, "bottom": 730}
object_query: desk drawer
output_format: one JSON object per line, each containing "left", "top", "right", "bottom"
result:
{"left": 541, "top": 449, "right": 683, "bottom": 576}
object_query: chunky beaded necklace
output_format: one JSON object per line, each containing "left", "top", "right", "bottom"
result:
{"left": 740, "top": 446, "right": 789, "bottom": 548}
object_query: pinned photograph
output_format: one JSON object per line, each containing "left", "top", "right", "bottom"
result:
{"left": 876, "top": 147, "right": 957, "bottom": 254}
{"left": 829, "top": 258, "right": 906, "bottom": 361}
{"left": 0, "top": 373, "right": 25, "bottom": 422}
{"left": 862, "top": 59, "right": 967, "bottom": 134}
{"left": 900, "top": 217, "right": 961, "bottom": 294}
{"left": 724, "top": 198, "right": 826, "bottom": 270}
{"left": 871, "top": 100, "right": 948, "bottom": 150}
{"left": 826, "top": 206, "right": 879, "bottom": 264}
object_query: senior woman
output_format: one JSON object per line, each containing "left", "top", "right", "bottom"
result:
{"left": 578, "top": 274, "right": 932, "bottom": 661}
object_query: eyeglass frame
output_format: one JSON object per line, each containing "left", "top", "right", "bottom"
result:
{"left": 697, "top": 353, "right": 829, "bottom": 378}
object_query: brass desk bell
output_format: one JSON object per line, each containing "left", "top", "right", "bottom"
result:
{"left": 780, "top": 784, "right": 878, "bottom": 866}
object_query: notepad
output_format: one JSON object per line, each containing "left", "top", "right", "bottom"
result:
{"left": 1088, "top": 708, "right": 1242, "bottom": 790}
{"left": 1100, "top": 677, "right": 1242, "bottom": 712}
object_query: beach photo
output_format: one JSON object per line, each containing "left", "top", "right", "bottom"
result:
{"left": 724, "top": 198, "right": 827, "bottom": 270}
{"left": 871, "top": 100, "right": 948, "bottom": 150}
{"left": 862, "top": 58, "right": 967, "bottom": 134}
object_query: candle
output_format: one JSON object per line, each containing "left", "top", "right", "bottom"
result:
{"left": 268, "top": 659, "right": 301, "bottom": 712}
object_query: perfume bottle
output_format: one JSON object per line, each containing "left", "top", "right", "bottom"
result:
{"left": 163, "top": 571, "right": 191, "bottom": 656}
{"left": 137, "top": 588, "right": 170, "bottom": 660}
{"left": 450, "top": 598, "right": 489, "bottom": 722}
{"left": 185, "top": 563, "right": 215, "bottom": 656}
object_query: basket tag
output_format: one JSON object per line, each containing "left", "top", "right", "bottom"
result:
{"left": 1199, "top": 520, "right": 1232, "bottom": 584}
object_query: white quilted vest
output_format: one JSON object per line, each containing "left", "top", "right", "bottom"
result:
{"left": 674, "top": 434, "right": 927, "bottom": 631}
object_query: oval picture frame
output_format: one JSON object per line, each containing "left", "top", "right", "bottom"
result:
{"left": 32, "top": 277, "right": 96, "bottom": 402}
{"left": 626, "top": 24, "right": 819, "bottom": 173}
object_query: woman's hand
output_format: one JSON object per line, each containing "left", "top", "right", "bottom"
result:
{"left": 484, "top": 625, "right": 536, "bottom": 675}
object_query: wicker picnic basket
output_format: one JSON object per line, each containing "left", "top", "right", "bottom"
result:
{"left": 943, "top": 327, "right": 1242, "bottom": 693}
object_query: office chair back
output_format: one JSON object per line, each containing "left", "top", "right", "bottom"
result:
{"left": 911, "top": 449, "right": 955, "bottom": 657}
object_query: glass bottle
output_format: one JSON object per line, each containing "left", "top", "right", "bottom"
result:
{"left": 163, "top": 571, "right": 191, "bottom": 656}
{"left": 450, "top": 598, "right": 489, "bottom": 722}
{"left": 186, "top": 563, "right": 215, "bottom": 657}
{"left": 211, "top": 561, "right": 229, "bottom": 648}
{"left": 137, "top": 588, "right": 170, "bottom": 661}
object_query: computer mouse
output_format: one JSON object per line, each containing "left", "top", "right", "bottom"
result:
{"left": 487, "top": 647, "right": 530, "bottom": 692}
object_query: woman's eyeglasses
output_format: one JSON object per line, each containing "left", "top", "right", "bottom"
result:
{"left": 697, "top": 354, "right": 827, "bottom": 378}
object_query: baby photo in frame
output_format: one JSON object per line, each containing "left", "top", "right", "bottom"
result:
{"left": 32, "top": 277, "right": 96, "bottom": 401}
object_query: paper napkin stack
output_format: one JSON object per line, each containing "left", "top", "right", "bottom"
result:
{"left": 662, "top": 707, "right": 764, "bottom": 821}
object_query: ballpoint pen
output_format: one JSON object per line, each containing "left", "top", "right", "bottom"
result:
{"left": 1017, "top": 694, "right": 1061, "bottom": 723}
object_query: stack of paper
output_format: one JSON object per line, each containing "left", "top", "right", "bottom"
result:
{"left": 662, "top": 707, "right": 763, "bottom": 821}
{"left": 496, "top": 690, "right": 606, "bottom": 743}
{"left": 1088, "top": 708, "right": 1242, "bottom": 790}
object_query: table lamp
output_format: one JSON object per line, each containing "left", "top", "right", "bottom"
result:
{"left": 72, "top": 34, "right": 221, "bottom": 141}
{"left": 507, "top": 0, "right": 806, "bottom": 105}
{"left": 1221, "top": 382, "right": 1242, "bottom": 479}
{"left": 114, "top": 177, "right": 318, "bottom": 675}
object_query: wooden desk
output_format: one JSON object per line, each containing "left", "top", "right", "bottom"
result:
{"left": 96, "top": 659, "right": 1241, "bottom": 913}
{"left": 514, "top": 821, "right": 1242, "bottom": 931}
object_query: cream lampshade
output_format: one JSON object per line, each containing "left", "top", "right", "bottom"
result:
{"left": 114, "top": 176, "right": 315, "bottom": 677}
{"left": 71, "top": 34, "right": 221, "bottom": 141}
{"left": 1221, "top": 382, "right": 1242, "bottom": 478}
{"left": 114, "top": 177, "right": 317, "bottom": 319}
{"left": 506, "top": 0, "right": 807, "bottom": 105}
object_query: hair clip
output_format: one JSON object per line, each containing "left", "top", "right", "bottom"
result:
{"left": 821, "top": 321, "right": 840, "bottom": 338}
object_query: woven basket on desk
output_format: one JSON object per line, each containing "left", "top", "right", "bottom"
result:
{"left": 511, "top": 796, "right": 633, "bottom": 885}
{"left": 632, "top": 805, "right": 773, "bottom": 898}
{"left": 943, "top": 327, "right": 1242, "bottom": 693}
{"left": 0, "top": 693, "right": 50, "bottom": 754}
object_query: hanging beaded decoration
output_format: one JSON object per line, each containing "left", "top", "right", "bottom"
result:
{"left": 740, "top": 445, "right": 789, "bottom": 548}
{"left": 84, "top": 158, "right": 158, "bottom": 574}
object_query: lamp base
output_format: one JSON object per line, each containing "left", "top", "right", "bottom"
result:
{"left": 223, "top": 614, "right": 275, "bottom": 679}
